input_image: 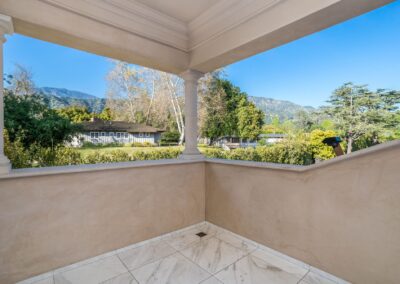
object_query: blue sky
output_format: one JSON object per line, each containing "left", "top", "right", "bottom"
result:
{"left": 4, "top": 1, "right": 400, "bottom": 107}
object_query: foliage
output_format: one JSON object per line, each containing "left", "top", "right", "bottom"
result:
{"left": 199, "top": 74, "right": 264, "bottom": 143}
{"left": 4, "top": 91, "right": 79, "bottom": 148}
{"left": 57, "top": 106, "right": 92, "bottom": 123}
{"left": 159, "top": 131, "right": 180, "bottom": 146}
{"left": 309, "top": 129, "right": 337, "bottom": 160}
{"left": 97, "top": 107, "right": 114, "bottom": 121}
{"left": 324, "top": 83, "right": 400, "bottom": 153}
{"left": 203, "top": 141, "right": 313, "bottom": 165}
{"left": 81, "top": 141, "right": 123, "bottom": 148}
{"left": 237, "top": 100, "right": 264, "bottom": 140}
{"left": 130, "top": 142, "right": 156, "bottom": 147}
{"left": 4, "top": 130, "right": 32, "bottom": 169}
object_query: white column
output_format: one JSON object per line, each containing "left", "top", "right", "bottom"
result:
{"left": 0, "top": 15, "right": 13, "bottom": 175}
{"left": 179, "top": 69, "right": 204, "bottom": 160}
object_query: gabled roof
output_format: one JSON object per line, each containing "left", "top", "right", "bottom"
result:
{"left": 81, "top": 119, "right": 164, "bottom": 133}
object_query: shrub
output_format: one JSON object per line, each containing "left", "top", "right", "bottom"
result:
{"left": 203, "top": 141, "right": 313, "bottom": 165}
{"left": 131, "top": 142, "right": 156, "bottom": 147}
{"left": 309, "top": 129, "right": 337, "bottom": 160}
{"left": 160, "top": 131, "right": 180, "bottom": 146}
{"left": 4, "top": 130, "right": 32, "bottom": 169}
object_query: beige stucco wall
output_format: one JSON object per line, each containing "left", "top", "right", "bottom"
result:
{"left": 206, "top": 145, "right": 400, "bottom": 284}
{"left": 0, "top": 162, "right": 205, "bottom": 283}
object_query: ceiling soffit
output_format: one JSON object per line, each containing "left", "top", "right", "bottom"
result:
{"left": 39, "top": 0, "right": 283, "bottom": 52}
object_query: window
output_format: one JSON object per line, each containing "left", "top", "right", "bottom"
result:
{"left": 90, "top": 132, "right": 99, "bottom": 138}
{"left": 101, "top": 132, "right": 106, "bottom": 137}
{"left": 139, "top": 133, "right": 144, "bottom": 137}
{"left": 116, "top": 132, "right": 121, "bottom": 138}
{"left": 124, "top": 133, "right": 129, "bottom": 138}
{"left": 145, "top": 132, "right": 151, "bottom": 137}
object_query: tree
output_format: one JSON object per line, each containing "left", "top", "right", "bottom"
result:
{"left": 199, "top": 72, "right": 228, "bottom": 143}
{"left": 8, "top": 64, "right": 36, "bottom": 96}
{"left": 237, "top": 100, "right": 264, "bottom": 140}
{"left": 57, "top": 106, "right": 92, "bottom": 123}
{"left": 97, "top": 107, "right": 114, "bottom": 121}
{"left": 4, "top": 90, "right": 78, "bottom": 148}
{"left": 199, "top": 74, "right": 260, "bottom": 144}
{"left": 325, "top": 83, "right": 400, "bottom": 153}
{"left": 105, "top": 61, "right": 186, "bottom": 143}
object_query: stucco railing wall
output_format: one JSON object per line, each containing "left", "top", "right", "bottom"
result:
{"left": 0, "top": 161, "right": 205, "bottom": 283}
{"left": 205, "top": 141, "right": 400, "bottom": 284}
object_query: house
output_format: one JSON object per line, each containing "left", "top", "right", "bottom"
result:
{"left": 78, "top": 118, "right": 164, "bottom": 145}
{"left": 259, "top": 133, "right": 288, "bottom": 144}
{"left": 213, "top": 136, "right": 257, "bottom": 150}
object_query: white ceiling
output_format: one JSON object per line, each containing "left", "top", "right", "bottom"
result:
{"left": 136, "top": 0, "right": 220, "bottom": 23}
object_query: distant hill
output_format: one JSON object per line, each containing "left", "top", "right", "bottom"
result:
{"left": 249, "top": 96, "right": 315, "bottom": 122}
{"left": 36, "top": 87, "right": 314, "bottom": 120}
{"left": 37, "top": 87, "right": 106, "bottom": 113}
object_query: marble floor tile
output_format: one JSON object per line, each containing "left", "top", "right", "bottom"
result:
{"left": 29, "top": 277, "right": 54, "bottom": 284}
{"left": 214, "top": 254, "right": 307, "bottom": 284}
{"left": 131, "top": 252, "right": 211, "bottom": 284}
{"left": 180, "top": 237, "right": 247, "bottom": 274}
{"left": 251, "top": 248, "right": 309, "bottom": 277}
{"left": 199, "top": 276, "right": 224, "bottom": 284}
{"left": 165, "top": 223, "right": 220, "bottom": 251}
{"left": 53, "top": 255, "right": 127, "bottom": 284}
{"left": 216, "top": 231, "right": 257, "bottom": 253}
{"left": 300, "top": 271, "right": 339, "bottom": 284}
{"left": 118, "top": 240, "right": 176, "bottom": 270}
{"left": 100, "top": 272, "right": 138, "bottom": 284}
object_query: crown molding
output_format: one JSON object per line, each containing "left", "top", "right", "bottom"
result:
{"left": 0, "top": 13, "right": 13, "bottom": 35}
{"left": 40, "top": 0, "right": 189, "bottom": 51}
{"left": 39, "top": 0, "right": 284, "bottom": 53}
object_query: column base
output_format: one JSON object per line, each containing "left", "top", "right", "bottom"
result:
{"left": 0, "top": 155, "right": 11, "bottom": 175}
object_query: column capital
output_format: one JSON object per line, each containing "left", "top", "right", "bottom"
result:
{"left": 0, "top": 14, "right": 13, "bottom": 42}
{"left": 179, "top": 69, "right": 204, "bottom": 82}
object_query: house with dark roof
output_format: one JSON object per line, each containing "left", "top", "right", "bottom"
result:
{"left": 77, "top": 118, "right": 165, "bottom": 145}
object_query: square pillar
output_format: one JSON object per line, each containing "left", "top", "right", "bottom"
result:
{"left": 179, "top": 69, "right": 204, "bottom": 160}
{"left": 0, "top": 14, "right": 13, "bottom": 175}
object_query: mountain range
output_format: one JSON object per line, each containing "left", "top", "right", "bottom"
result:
{"left": 38, "top": 87, "right": 106, "bottom": 113}
{"left": 37, "top": 87, "right": 314, "bottom": 121}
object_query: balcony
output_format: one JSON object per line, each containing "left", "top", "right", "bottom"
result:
{"left": 0, "top": 1, "right": 399, "bottom": 283}
{"left": 0, "top": 141, "right": 399, "bottom": 283}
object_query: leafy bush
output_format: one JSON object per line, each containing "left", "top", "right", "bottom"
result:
{"left": 160, "top": 131, "right": 180, "bottom": 146}
{"left": 203, "top": 141, "right": 313, "bottom": 165}
{"left": 309, "top": 129, "right": 337, "bottom": 160}
{"left": 130, "top": 142, "right": 156, "bottom": 147}
{"left": 82, "top": 141, "right": 123, "bottom": 148}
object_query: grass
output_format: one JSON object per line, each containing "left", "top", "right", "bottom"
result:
{"left": 76, "top": 146, "right": 183, "bottom": 157}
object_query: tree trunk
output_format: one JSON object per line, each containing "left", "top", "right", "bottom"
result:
{"left": 347, "top": 137, "right": 353, "bottom": 154}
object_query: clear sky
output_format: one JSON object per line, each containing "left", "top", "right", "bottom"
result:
{"left": 4, "top": 1, "right": 400, "bottom": 107}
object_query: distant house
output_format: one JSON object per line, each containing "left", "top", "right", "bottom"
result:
{"left": 75, "top": 118, "right": 164, "bottom": 146}
{"left": 213, "top": 136, "right": 257, "bottom": 150}
{"left": 259, "top": 133, "right": 287, "bottom": 144}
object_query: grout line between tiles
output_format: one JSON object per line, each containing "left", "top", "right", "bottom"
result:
{"left": 115, "top": 253, "right": 139, "bottom": 284}
{"left": 297, "top": 269, "right": 311, "bottom": 284}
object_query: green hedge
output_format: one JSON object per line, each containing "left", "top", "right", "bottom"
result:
{"left": 6, "top": 135, "right": 315, "bottom": 168}
{"left": 203, "top": 142, "right": 313, "bottom": 165}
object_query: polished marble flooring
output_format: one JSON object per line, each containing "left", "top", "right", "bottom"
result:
{"left": 18, "top": 222, "right": 349, "bottom": 284}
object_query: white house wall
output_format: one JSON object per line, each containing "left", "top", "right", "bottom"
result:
{"left": 81, "top": 132, "right": 160, "bottom": 145}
